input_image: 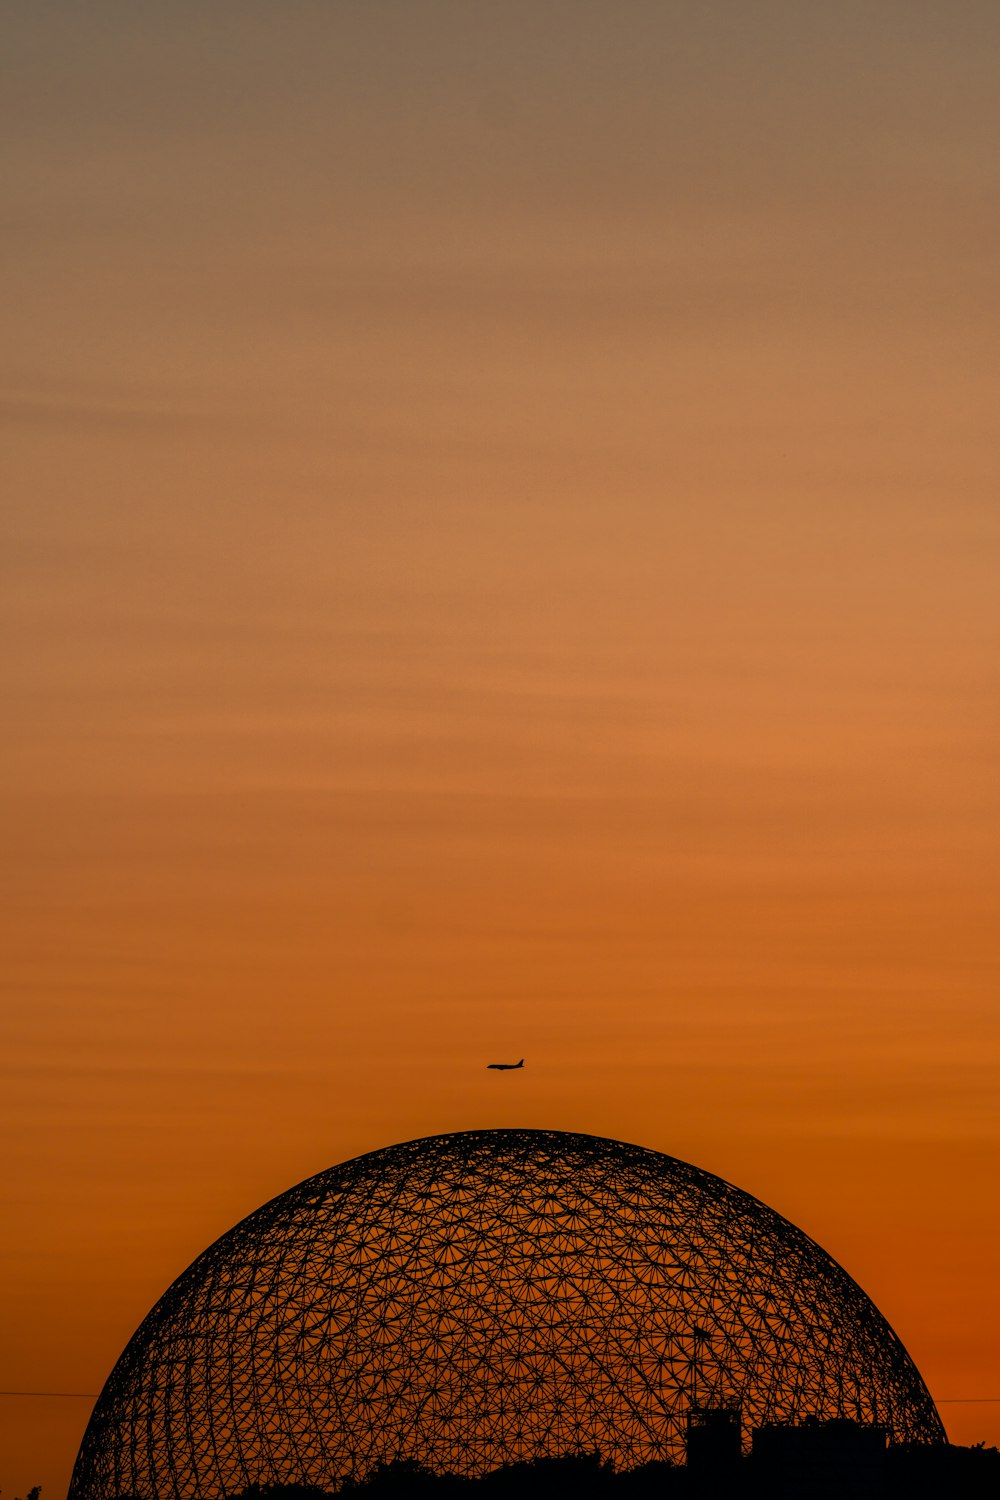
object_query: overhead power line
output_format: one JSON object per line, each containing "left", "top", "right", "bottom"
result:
{"left": 0, "top": 1390, "right": 98, "bottom": 1398}
{"left": 2, "top": 1389, "right": 999, "bottom": 1404}
{"left": 936, "top": 1397, "right": 1000, "bottom": 1404}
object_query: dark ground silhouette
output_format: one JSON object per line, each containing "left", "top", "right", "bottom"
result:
{"left": 220, "top": 1440, "right": 1000, "bottom": 1500}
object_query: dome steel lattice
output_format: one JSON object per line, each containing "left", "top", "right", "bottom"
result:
{"left": 70, "top": 1129, "right": 944, "bottom": 1498}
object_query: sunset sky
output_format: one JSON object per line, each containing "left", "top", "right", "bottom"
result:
{"left": 2, "top": 4, "right": 999, "bottom": 1493}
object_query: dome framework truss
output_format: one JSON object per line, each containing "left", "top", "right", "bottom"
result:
{"left": 70, "top": 1130, "right": 944, "bottom": 1499}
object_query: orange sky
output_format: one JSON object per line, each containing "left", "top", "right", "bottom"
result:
{"left": 2, "top": 5, "right": 999, "bottom": 1494}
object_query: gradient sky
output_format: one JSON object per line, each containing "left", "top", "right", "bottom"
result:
{"left": 2, "top": 4, "right": 999, "bottom": 1494}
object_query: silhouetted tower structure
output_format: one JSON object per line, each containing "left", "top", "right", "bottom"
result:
{"left": 686, "top": 1404, "right": 742, "bottom": 1489}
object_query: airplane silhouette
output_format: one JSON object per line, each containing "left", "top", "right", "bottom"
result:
{"left": 486, "top": 1058, "right": 524, "bottom": 1071}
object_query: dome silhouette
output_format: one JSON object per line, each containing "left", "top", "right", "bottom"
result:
{"left": 70, "top": 1129, "right": 943, "bottom": 1498}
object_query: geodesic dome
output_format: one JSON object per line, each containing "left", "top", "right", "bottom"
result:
{"left": 70, "top": 1129, "right": 943, "bottom": 1498}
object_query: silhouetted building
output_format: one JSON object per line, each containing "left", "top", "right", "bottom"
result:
{"left": 751, "top": 1417, "right": 887, "bottom": 1499}
{"left": 686, "top": 1404, "right": 742, "bottom": 1488}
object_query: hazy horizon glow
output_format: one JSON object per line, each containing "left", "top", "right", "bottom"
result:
{"left": 2, "top": 5, "right": 999, "bottom": 1493}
